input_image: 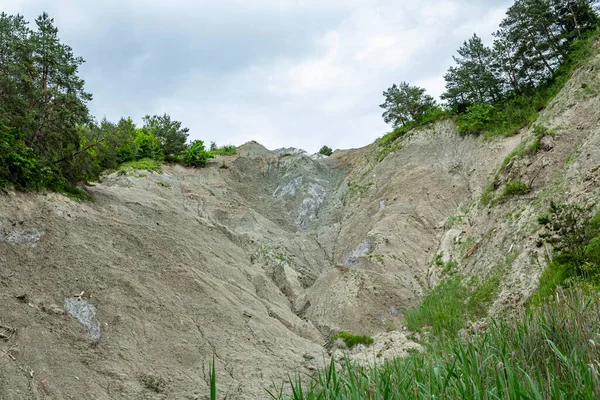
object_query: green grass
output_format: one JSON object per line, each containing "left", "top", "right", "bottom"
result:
{"left": 119, "top": 158, "right": 163, "bottom": 173}
{"left": 377, "top": 107, "right": 451, "bottom": 161}
{"left": 501, "top": 179, "right": 529, "bottom": 198}
{"left": 405, "top": 270, "right": 501, "bottom": 337}
{"left": 404, "top": 277, "right": 469, "bottom": 335}
{"left": 330, "top": 332, "right": 374, "bottom": 349}
{"left": 530, "top": 208, "right": 600, "bottom": 306}
{"left": 209, "top": 145, "right": 237, "bottom": 156}
{"left": 265, "top": 288, "right": 600, "bottom": 400}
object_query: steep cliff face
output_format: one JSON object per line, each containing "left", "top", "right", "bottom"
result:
{"left": 1, "top": 40, "right": 599, "bottom": 400}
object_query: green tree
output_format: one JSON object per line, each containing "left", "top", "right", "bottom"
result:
{"left": 379, "top": 82, "right": 436, "bottom": 127}
{"left": 319, "top": 145, "right": 333, "bottom": 156}
{"left": 142, "top": 113, "right": 189, "bottom": 161}
{"left": 184, "top": 140, "right": 213, "bottom": 167}
{"left": 0, "top": 12, "right": 92, "bottom": 186}
{"left": 442, "top": 34, "right": 502, "bottom": 110}
{"left": 134, "top": 128, "right": 163, "bottom": 161}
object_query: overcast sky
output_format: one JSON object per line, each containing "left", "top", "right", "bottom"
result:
{"left": 5, "top": 0, "right": 512, "bottom": 152}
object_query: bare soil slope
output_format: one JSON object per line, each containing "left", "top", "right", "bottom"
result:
{"left": 1, "top": 41, "right": 600, "bottom": 399}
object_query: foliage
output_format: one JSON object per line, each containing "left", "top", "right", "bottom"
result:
{"left": 405, "top": 269, "right": 503, "bottom": 337}
{"left": 134, "top": 128, "right": 163, "bottom": 161}
{"left": 379, "top": 82, "right": 437, "bottom": 128}
{"left": 532, "top": 203, "right": 600, "bottom": 304}
{"left": 330, "top": 332, "right": 374, "bottom": 349}
{"left": 318, "top": 145, "right": 333, "bottom": 156}
{"left": 142, "top": 114, "right": 189, "bottom": 161}
{"left": 501, "top": 179, "right": 529, "bottom": 197}
{"left": 380, "top": 2, "right": 599, "bottom": 139}
{"left": 442, "top": 34, "right": 502, "bottom": 110}
{"left": 209, "top": 144, "right": 237, "bottom": 156}
{"left": 119, "top": 158, "right": 163, "bottom": 174}
{"left": 404, "top": 277, "right": 470, "bottom": 335}
{"left": 0, "top": 13, "right": 222, "bottom": 193}
{"left": 263, "top": 289, "right": 600, "bottom": 400}
{"left": 456, "top": 103, "right": 499, "bottom": 134}
{"left": 184, "top": 140, "right": 214, "bottom": 167}
{"left": 0, "top": 12, "right": 92, "bottom": 186}
{"left": 538, "top": 201, "right": 599, "bottom": 259}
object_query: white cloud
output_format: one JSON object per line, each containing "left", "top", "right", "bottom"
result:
{"left": 10, "top": 0, "right": 513, "bottom": 153}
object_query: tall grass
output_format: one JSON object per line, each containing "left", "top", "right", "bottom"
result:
{"left": 267, "top": 289, "right": 600, "bottom": 399}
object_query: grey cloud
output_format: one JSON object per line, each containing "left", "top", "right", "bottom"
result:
{"left": 12, "top": 0, "right": 513, "bottom": 152}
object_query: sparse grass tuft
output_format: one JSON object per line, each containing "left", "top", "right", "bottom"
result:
{"left": 501, "top": 179, "right": 529, "bottom": 198}
{"left": 331, "top": 331, "right": 374, "bottom": 349}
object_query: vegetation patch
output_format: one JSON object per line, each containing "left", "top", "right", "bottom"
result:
{"left": 319, "top": 145, "right": 333, "bottom": 156}
{"left": 209, "top": 143, "right": 237, "bottom": 156}
{"left": 140, "top": 374, "right": 166, "bottom": 393}
{"left": 531, "top": 202, "right": 600, "bottom": 305}
{"left": 330, "top": 331, "right": 374, "bottom": 349}
{"left": 119, "top": 158, "right": 163, "bottom": 174}
{"left": 501, "top": 179, "right": 529, "bottom": 198}
{"left": 264, "top": 289, "right": 600, "bottom": 399}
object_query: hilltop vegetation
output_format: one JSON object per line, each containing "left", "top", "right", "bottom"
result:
{"left": 378, "top": 0, "right": 599, "bottom": 148}
{"left": 0, "top": 12, "right": 235, "bottom": 197}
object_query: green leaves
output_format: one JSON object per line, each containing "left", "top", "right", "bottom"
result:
{"left": 185, "top": 140, "right": 214, "bottom": 167}
{"left": 142, "top": 114, "right": 189, "bottom": 161}
{"left": 318, "top": 145, "right": 333, "bottom": 156}
{"left": 0, "top": 12, "right": 91, "bottom": 189}
{"left": 379, "top": 82, "right": 436, "bottom": 128}
{"left": 442, "top": 34, "right": 501, "bottom": 111}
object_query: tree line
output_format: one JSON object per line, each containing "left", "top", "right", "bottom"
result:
{"left": 380, "top": 0, "right": 599, "bottom": 136}
{"left": 0, "top": 12, "right": 228, "bottom": 196}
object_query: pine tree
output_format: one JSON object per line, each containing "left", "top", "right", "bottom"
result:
{"left": 142, "top": 113, "right": 189, "bottom": 161}
{"left": 380, "top": 82, "right": 436, "bottom": 127}
{"left": 442, "top": 34, "right": 502, "bottom": 110}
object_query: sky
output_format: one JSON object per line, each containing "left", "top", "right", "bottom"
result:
{"left": 4, "top": 0, "right": 512, "bottom": 153}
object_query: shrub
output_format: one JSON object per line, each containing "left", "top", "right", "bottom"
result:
{"left": 457, "top": 103, "right": 498, "bottom": 134}
{"left": 331, "top": 332, "right": 374, "bottom": 349}
{"left": 184, "top": 140, "right": 214, "bottom": 167}
{"left": 134, "top": 129, "right": 163, "bottom": 161}
{"left": 319, "top": 145, "right": 333, "bottom": 156}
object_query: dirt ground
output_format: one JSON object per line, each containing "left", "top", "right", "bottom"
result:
{"left": 1, "top": 44, "right": 599, "bottom": 400}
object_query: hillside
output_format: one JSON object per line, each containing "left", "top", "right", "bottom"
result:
{"left": 1, "top": 37, "right": 600, "bottom": 400}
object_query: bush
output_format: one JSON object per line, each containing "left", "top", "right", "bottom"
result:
{"left": 319, "top": 145, "right": 333, "bottom": 156}
{"left": 0, "top": 123, "right": 39, "bottom": 189}
{"left": 184, "top": 140, "right": 214, "bottom": 167}
{"left": 457, "top": 103, "right": 498, "bottom": 134}
{"left": 134, "top": 129, "right": 163, "bottom": 161}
